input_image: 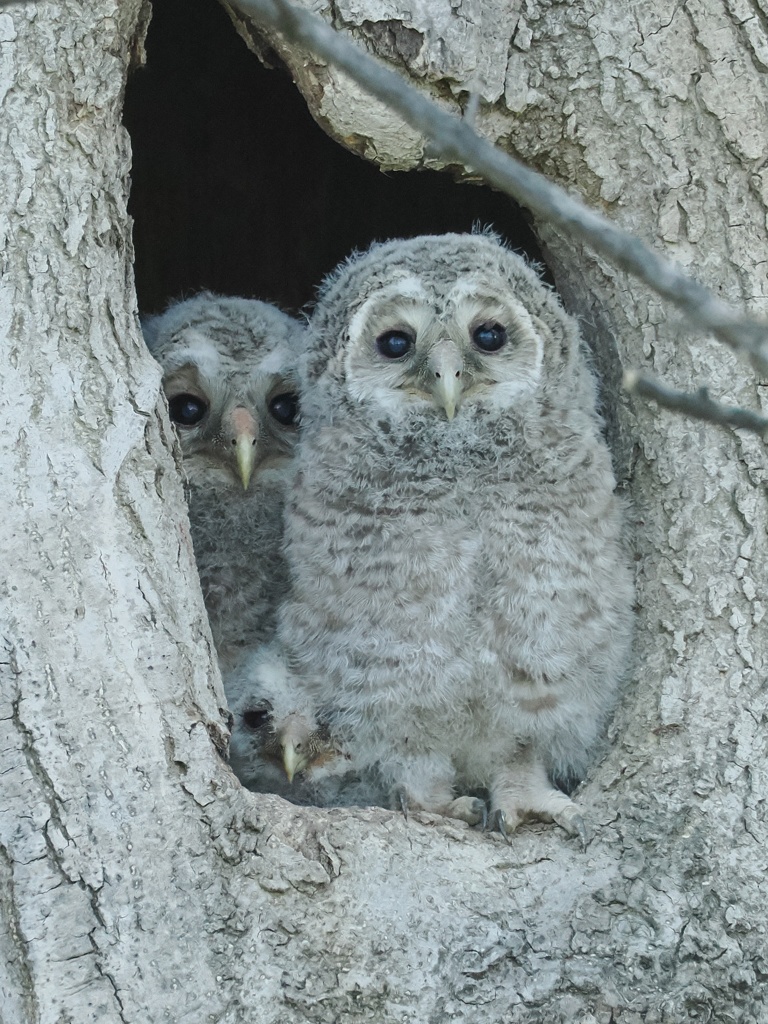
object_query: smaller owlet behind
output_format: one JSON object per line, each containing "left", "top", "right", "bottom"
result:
{"left": 227, "top": 644, "right": 386, "bottom": 808}
{"left": 142, "top": 293, "right": 305, "bottom": 677}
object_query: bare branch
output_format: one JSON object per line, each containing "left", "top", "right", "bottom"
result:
{"left": 624, "top": 371, "right": 768, "bottom": 437}
{"left": 229, "top": 0, "right": 768, "bottom": 375}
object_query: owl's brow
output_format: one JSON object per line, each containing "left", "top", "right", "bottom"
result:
{"left": 348, "top": 283, "right": 429, "bottom": 343}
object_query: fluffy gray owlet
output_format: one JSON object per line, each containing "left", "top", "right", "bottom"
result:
{"left": 277, "top": 233, "right": 634, "bottom": 836}
{"left": 142, "top": 293, "right": 304, "bottom": 678}
{"left": 227, "top": 644, "right": 386, "bottom": 807}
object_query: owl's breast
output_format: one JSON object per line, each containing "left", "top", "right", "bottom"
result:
{"left": 284, "top": 463, "right": 485, "bottom": 716}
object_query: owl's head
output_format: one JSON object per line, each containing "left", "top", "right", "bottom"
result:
{"left": 142, "top": 293, "right": 305, "bottom": 489}
{"left": 227, "top": 644, "right": 334, "bottom": 787}
{"left": 305, "top": 234, "right": 590, "bottom": 424}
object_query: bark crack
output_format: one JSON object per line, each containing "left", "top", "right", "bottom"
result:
{"left": 11, "top": 692, "right": 76, "bottom": 851}
{"left": 93, "top": 948, "right": 129, "bottom": 1024}
{"left": 0, "top": 840, "right": 41, "bottom": 1024}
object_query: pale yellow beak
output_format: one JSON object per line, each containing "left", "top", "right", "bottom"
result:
{"left": 428, "top": 343, "right": 464, "bottom": 421}
{"left": 235, "top": 434, "right": 256, "bottom": 490}
{"left": 228, "top": 406, "right": 258, "bottom": 489}
{"left": 282, "top": 742, "right": 304, "bottom": 784}
{"left": 279, "top": 714, "right": 312, "bottom": 783}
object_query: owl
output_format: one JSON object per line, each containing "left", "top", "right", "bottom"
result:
{"left": 227, "top": 644, "right": 386, "bottom": 807}
{"left": 142, "top": 293, "right": 305, "bottom": 677}
{"left": 276, "top": 233, "right": 634, "bottom": 837}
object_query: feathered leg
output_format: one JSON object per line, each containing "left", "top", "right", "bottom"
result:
{"left": 489, "top": 744, "right": 589, "bottom": 845}
{"left": 385, "top": 754, "right": 487, "bottom": 827}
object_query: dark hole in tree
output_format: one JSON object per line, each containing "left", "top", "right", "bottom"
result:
{"left": 123, "top": 0, "right": 547, "bottom": 316}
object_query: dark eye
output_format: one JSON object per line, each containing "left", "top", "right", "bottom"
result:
{"left": 376, "top": 330, "right": 414, "bottom": 359}
{"left": 472, "top": 322, "right": 507, "bottom": 352}
{"left": 242, "top": 708, "right": 271, "bottom": 730}
{"left": 168, "top": 393, "right": 208, "bottom": 426}
{"left": 269, "top": 392, "right": 299, "bottom": 426}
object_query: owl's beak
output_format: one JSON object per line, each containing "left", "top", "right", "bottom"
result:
{"left": 228, "top": 406, "right": 259, "bottom": 489}
{"left": 279, "top": 714, "right": 311, "bottom": 783}
{"left": 428, "top": 343, "right": 465, "bottom": 421}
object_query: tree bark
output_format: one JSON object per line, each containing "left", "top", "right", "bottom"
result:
{"left": 0, "top": 3, "right": 233, "bottom": 1019}
{"left": 2, "top": 0, "right": 767, "bottom": 1021}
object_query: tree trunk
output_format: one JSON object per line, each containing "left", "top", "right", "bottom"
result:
{"left": 2, "top": 1, "right": 766, "bottom": 1021}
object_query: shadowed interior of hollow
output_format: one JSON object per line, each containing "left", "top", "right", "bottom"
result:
{"left": 123, "top": 0, "right": 547, "bottom": 316}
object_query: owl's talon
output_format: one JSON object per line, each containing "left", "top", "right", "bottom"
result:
{"left": 390, "top": 784, "right": 410, "bottom": 821}
{"left": 489, "top": 809, "right": 511, "bottom": 843}
{"left": 476, "top": 800, "right": 488, "bottom": 832}
{"left": 554, "top": 808, "right": 591, "bottom": 849}
{"left": 575, "top": 817, "right": 591, "bottom": 850}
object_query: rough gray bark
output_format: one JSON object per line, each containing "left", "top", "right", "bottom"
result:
{"left": 1, "top": 2, "right": 767, "bottom": 1023}
{"left": 0, "top": 3, "right": 233, "bottom": 1019}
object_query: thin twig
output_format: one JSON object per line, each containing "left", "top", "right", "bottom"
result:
{"left": 624, "top": 371, "right": 768, "bottom": 436}
{"left": 229, "top": 0, "right": 768, "bottom": 375}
